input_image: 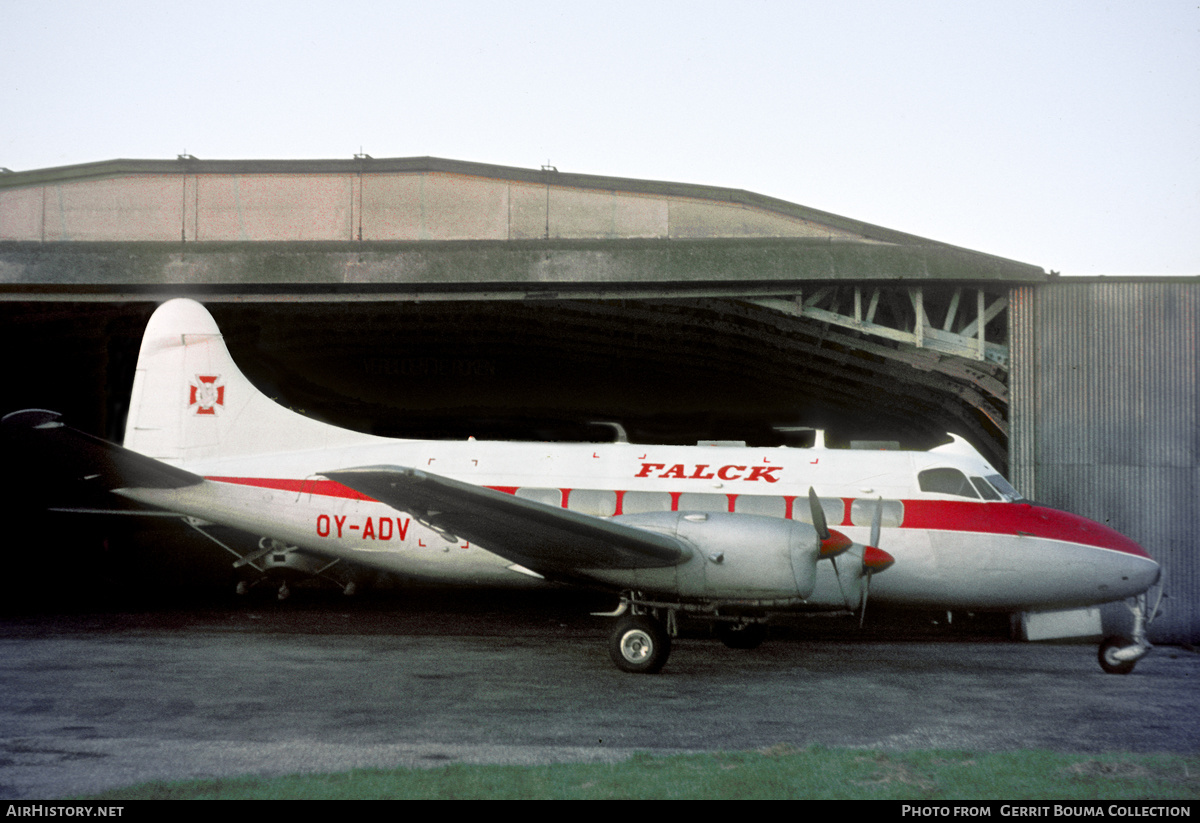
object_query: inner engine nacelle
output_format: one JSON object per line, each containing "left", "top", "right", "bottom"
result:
{"left": 590, "top": 511, "right": 821, "bottom": 601}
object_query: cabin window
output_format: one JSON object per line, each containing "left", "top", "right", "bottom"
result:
{"left": 734, "top": 495, "right": 788, "bottom": 518}
{"left": 677, "top": 493, "right": 729, "bottom": 512}
{"left": 917, "top": 468, "right": 979, "bottom": 499}
{"left": 622, "top": 491, "right": 673, "bottom": 514}
{"left": 566, "top": 489, "right": 617, "bottom": 516}
{"left": 791, "top": 496, "right": 846, "bottom": 526}
{"left": 850, "top": 498, "right": 905, "bottom": 528}
{"left": 515, "top": 487, "right": 563, "bottom": 507}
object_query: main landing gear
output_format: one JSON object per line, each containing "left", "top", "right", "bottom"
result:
{"left": 603, "top": 596, "right": 771, "bottom": 673}
{"left": 602, "top": 597, "right": 677, "bottom": 674}
{"left": 609, "top": 614, "right": 672, "bottom": 674}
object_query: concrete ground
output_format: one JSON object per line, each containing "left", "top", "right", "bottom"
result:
{"left": 1, "top": 590, "right": 1196, "bottom": 799}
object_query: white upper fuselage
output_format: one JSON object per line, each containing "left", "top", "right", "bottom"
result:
{"left": 124, "top": 435, "right": 1160, "bottom": 612}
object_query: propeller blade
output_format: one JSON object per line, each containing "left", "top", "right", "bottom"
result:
{"left": 809, "top": 487, "right": 852, "bottom": 558}
{"left": 829, "top": 555, "right": 853, "bottom": 610}
{"left": 808, "top": 487, "right": 828, "bottom": 539}
{"left": 859, "top": 572, "right": 871, "bottom": 628}
{"left": 870, "top": 496, "right": 883, "bottom": 549}
{"left": 856, "top": 547, "right": 894, "bottom": 627}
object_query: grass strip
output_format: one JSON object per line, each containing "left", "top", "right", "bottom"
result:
{"left": 82, "top": 746, "right": 1200, "bottom": 800}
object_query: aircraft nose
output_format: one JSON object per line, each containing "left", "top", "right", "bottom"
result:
{"left": 1042, "top": 506, "right": 1160, "bottom": 599}
{"left": 1109, "top": 545, "right": 1161, "bottom": 599}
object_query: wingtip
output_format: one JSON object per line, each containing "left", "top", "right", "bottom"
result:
{"left": 2, "top": 409, "right": 64, "bottom": 429}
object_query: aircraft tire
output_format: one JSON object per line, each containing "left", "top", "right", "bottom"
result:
{"left": 1098, "top": 635, "right": 1137, "bottom": 675}
{"left": 609, "top": 615, "right": 671, "bottom": 674}
{"left": 716, "top": 622, "right": 767, "bottom": 650}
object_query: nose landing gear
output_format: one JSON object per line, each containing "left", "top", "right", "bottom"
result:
{"left": 1097, "top": 590, "right": 1160, "bottom": 675}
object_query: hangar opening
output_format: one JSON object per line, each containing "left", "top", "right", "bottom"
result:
{"left": 2, "top": 156, "right": 1194, "bottom": 644}
{"left": 0, "top": 289, "right": 1012, "bottom": 454}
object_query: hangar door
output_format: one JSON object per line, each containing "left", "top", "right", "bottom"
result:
{"left": 1010, "top": 280, "right": 1199, "bottom": 643}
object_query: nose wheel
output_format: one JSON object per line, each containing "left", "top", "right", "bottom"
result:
{"left": 1098, "top": 635, "right": 1139, "bottom": 675}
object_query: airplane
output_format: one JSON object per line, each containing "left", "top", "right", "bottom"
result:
{"left": 4, "top": 298, "right": 1163, "bottom": 675}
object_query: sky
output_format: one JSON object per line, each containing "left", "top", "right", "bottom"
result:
{"left": 3, "top": 0, "right": 1197, "bottom": 276}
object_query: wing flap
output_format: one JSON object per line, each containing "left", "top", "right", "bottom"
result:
{"left": 322, "top": 465, "right": 688, "bottom": 572}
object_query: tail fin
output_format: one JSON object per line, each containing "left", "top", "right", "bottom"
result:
{"left": 123, "top": 299, "right": 383, "bottom": 465}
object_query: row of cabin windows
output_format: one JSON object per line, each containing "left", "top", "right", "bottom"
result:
{"left": 513, "top": 468, "right": 1021, "bottom": 525}
{"left": 513, "top": 487, "right": 906, "bottom": 528}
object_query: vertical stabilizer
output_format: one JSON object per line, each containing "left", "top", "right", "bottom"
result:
{"left": 122, "top": 299, "right": 383, "bottom": 465}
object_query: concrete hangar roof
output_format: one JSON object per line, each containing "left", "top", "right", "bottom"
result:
{"left": 0, "top": 155, "right": 1044, "bottom": 287}
{"left": 0, "top": 156, "right": 1048, "bottom": 467}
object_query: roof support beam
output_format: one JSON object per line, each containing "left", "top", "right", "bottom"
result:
{"left": 753, "top": 285, "right": 1009, "bottom": 367}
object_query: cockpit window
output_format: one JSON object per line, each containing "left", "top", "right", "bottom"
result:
{"left": 918, "top": 467, "right": 979, "bottom": 499}
{"left": 970, "top": 476, "right": 1002, "bottom": 501}
{"left": 985, "top": 474, "right": 1024, "bottom": 502}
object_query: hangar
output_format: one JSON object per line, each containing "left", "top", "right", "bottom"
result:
{"left": 0, "top": 156, "right": 1195, "bottom": 643}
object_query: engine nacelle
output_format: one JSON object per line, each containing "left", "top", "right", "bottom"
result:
{"left": 586, "top": 511, "right": 821, "bottom": 601}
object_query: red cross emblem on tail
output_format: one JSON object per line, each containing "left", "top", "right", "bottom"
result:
{"left": 189, "top": 375, "right": 225, "bottom": 415}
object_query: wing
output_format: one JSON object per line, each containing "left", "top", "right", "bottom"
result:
{"left": 322, "top": 465, "right": 689, "bottom": 575}
{"left": 4, "top": 409, "right": 203, "bottom": 491}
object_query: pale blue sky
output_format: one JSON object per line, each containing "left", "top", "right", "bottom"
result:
{"left": 4, "top": 0, "right": 1197, "bottom": 275}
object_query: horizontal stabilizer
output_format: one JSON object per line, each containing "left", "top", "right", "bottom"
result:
{"left": 322, "top": 465, "right": 689, "bottom": 574}
{"left": 4, "top": 409, "right": 204, "bottom": 491}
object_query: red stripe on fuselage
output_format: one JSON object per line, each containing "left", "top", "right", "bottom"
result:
{"left": 202, "top": 477, "right": 1151, "bottom": 559}
{"left": 901, "top": 499, "right": 1152, "bottom": 559}
{"left": 204, "top": 476, "right": 377, "bottom": 501}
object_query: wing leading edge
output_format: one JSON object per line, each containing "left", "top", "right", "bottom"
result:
{"left": 322, "top": 466, "right": 690, "bottom": 574}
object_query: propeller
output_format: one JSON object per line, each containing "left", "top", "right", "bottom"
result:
{"left": 809, "top": 487, "right": 854, "bottom": 609}
{"left": 809, "top": 489, "right": 896, "bottom": 626}
{"left": 857, "top": 497, "right": 896, "bottom": 627}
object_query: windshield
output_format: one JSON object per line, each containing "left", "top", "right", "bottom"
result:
{"left": 970, "top": 476, "right": 1002, "bottom": 501}
{"left": 918, "top": 468, "right": 1025, "bottom": 502}
{"left": 984, "top": 474, "right": 1024, "bottom": 502}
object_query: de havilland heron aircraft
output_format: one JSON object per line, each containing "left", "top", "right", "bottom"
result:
{"left": 5, "top": 299, "right": 1163, "bottom": 674}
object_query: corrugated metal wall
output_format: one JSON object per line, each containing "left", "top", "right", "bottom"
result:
{"left": 1010, "top": 280, "right": 1199, "bottom": 643}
